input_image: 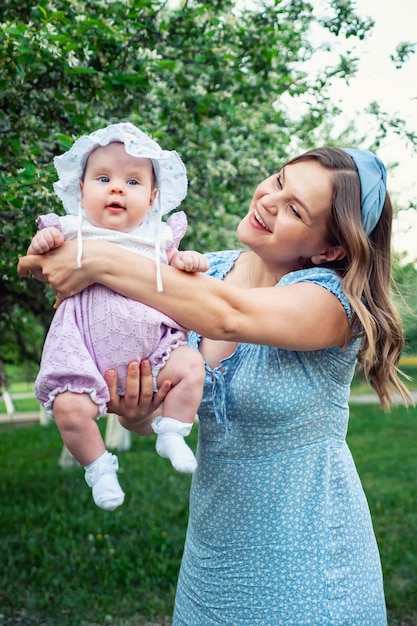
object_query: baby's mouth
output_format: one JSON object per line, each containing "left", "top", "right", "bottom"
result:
{"left": 107, "top": 202, "right": 125, "bottom": 212}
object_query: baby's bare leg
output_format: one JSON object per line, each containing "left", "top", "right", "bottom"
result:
{"left": 53, "top": 391, "right": 124, "bottom": 510}
{"left": 157, "top": 345, "right": 205, "bottom": 424}
{"left": 53, "top": 391, "right": 104, "bottom": 465}
{"left": 153, "top": 346, "right": 205, "bottom": 473}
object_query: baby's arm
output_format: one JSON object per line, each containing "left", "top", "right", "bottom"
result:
{"left": 27, "top": 226, "right": 65, "bottom": 255}
{"left": 168, "top": 249, "right": 210, "bottom": 273}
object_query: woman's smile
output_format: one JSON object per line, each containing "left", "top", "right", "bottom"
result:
{"left": 250, "top": 209, "right": 272, "bottom": 232}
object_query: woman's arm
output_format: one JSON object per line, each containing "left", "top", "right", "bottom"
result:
{"left": 18, "top": 239, "right": 349, "bottom": 350}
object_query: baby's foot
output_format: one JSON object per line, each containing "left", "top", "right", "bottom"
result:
{"left": 85, "top": 451, "right": 125, "bottom": 511}
{"left": 152, "top": 417, "right": 197, "bottom": 474}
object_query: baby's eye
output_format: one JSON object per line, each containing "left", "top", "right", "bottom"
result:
{"left": 127, "top": 179, "right": 138, "bottom": 185}
{"left": 99, "top": 176, "right": 109, "bottom": 183}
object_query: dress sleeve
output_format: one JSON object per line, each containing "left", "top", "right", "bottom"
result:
{"left": 278, "top": 267, "right": 353, "bottom": 321}
{"left": 36, "top": 213, "right": 62, "bottom": 231}
{"left": 204, "top": 250, "right": 243, "bottom": 279}
{"left": 165, "top": 211, "right": 188, "bottom": 251}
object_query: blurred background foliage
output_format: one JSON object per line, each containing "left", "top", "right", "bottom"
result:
{"left": 1, "top": 0, "right": 416, "bottom": 369}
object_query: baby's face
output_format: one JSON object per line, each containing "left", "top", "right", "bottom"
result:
{"left": 80, "top": 142, "right": 157, "bottom": 232}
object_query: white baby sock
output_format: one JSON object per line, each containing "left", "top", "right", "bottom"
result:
{"left": 152, "top": 417, "right": 197, "bottom": 474}
{"left": 85, "top": 450, "right": 125, "bottom": 511}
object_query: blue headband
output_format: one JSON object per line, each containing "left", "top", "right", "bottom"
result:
{"left": 343, "top": 148, "right": 387, "bottom": 235}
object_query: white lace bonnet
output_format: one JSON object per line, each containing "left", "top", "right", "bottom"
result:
{"left": 53, "top": 122, "right": 188, "bottom": 290}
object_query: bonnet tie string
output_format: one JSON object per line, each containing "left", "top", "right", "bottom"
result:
{"left": 155, "top": 190, "right": 163, "bottom": 292}
{"left": 76, "top": 203, "right": 83, "bottom": 268}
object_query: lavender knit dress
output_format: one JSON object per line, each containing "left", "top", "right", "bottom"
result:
{"left": 35, "top": 212, "right": 188, "bottom": 417}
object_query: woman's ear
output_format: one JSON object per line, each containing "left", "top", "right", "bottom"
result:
{"left": 311, "top": 245, "right": 346, "bottom": 265}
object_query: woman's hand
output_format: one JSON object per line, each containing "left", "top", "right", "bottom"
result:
{"left": 18, "top": 240, "right": 96, "bottom": 306}
{"left": 105, "top": 360, "right": 172, "bottom": 436}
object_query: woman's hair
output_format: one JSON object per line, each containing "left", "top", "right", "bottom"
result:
{"left": 287, "top": 147, "right": 412, "bottom": 409}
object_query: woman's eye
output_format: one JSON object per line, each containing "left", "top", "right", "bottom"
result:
{"left": 276, "top": 174, "right": 283, "bottom": 189}
{"left": 290, "top": 205, "right": 301, "bottom": 219}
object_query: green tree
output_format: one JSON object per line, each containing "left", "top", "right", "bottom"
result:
{"left": 0, "top": 0, "right": 378, "bottom": 364}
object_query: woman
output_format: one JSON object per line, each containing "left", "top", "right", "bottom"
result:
{"left": 19, "top": 147, "right": 412, "bottom": 624}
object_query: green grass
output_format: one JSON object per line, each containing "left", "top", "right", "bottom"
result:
{"left": 0, "top": 396, "right": 39, "bottom": 414}
{"left": 1, "top": 405, "right": 416, "bottom": 625}
{"left": 347, "top": 402, "right": 417, "bottom": 625}
{"left": 0, "top": 358, "right": 416, "bottom": 625}
{"left": 0, "top": 420, "right": 191, "bottom": 626}
{"left": 350, "top": 361, "right": 417, "bottom": 395}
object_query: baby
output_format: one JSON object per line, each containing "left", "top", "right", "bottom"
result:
{"left": 29, "top": 123, "right": 208, "bottom": 510}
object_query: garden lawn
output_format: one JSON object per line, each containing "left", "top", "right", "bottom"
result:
{"left": 0, "top": 403, "right": 416, "bottom": 625}
{"left": 0, "top": 419, "right": 191, "bottom": 626}
{"left": 348, "top": 402, "right": 417, "bottom": 625}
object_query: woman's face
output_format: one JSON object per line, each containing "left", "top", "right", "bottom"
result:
{"left": 237, "top": 159, "right": 337, "bottom": 272}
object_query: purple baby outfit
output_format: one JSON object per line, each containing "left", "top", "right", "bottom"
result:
{"left": 35, "top": 212, "right": 188, "bottom": 417}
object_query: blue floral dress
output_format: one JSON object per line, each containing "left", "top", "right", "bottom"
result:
{"left": 173, "top": 250, "right": 387, "bottom": 625}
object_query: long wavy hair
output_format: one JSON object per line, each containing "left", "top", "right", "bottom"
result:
{"left": 286, "top": 147, "right": 412, "bottom": 409}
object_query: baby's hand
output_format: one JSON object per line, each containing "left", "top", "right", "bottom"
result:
{"left": 27, "top": 227, "right": 65, "bottom": 255}
{"left": 170, "top": 250, "right": 210, "bottom": 273}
